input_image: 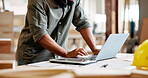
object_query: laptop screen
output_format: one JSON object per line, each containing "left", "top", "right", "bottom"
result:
{"left": 96, "top": 34, "right": 129, "bottom": 60}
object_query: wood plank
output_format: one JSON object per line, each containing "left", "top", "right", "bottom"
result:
{"left": 140, "top": 18, "right": 148, "bottom": 43}
{"left": 0, "top": 39, "right": 12, "bottom": 53}
{"left": 0, "top": 60, "right": 15, "bottom": 69}
{"left": 105, "top": 0, "right": 118, "bottom": 39}
{"left": 0, "top": 63, "right": 13, "bottom": 69}
{"left": 0, "top": 69, "right": 73, "bottom": 78}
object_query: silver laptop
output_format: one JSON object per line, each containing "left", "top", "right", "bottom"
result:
{"left": 49, "top": 34, "right": 129, "bottom": 65}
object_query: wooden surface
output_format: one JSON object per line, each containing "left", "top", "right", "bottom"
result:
{"left": 0, "top": 12, "right": 14, "bottom": 38}
{"left": 0, "top": 69, "right": 74, "bottom": 78}
{"left": 0, "top": 63, "right": 13, "bottom": 69}
{"left": 0, "top": 54, "right": 148, "bottom": 78}
{"left": 0, "top": 12, "right": 14, "bottom": 53}
{"left": 0, "top": 66, "right": 148, "bottom": 78}
{"left": 140, "top": 18, "right": 148, "bottom": 43}
{"left": 0, "top": 39, "right": 11, "bottom": 53}
{"left": 0, "top": 60, "right": 16, "bottom": 69}
{"left": 75, "top": 74, "right": 148, "bottom": 78}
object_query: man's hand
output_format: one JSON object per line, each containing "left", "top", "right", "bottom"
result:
{"left": 66, "top": 48, "right": 88, "bottom": 58}
{"left": 80, "top": 28, "right": 100, "bottom": 55}
{"left": 93, "top": 49, "right": 100, "bottom": 55}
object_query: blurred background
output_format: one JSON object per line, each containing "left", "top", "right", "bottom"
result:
{"left": 0, "top": 0, "right": 148, "bottom": 69}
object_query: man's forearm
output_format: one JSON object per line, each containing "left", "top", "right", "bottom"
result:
{"left": 80, "top": 27, "right": 97, "bottom": 52}
{"left": 38, "top": 34, "right": 68, "bottom": 57}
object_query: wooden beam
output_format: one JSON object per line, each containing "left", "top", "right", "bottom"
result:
{"left": 105, "top": 0, "right": 118, "bottom": 39}
{"left": 115, "top": 0, "right": 118, "bottom": 34}
{"left": 2, "top": 0, "right": 5, "bottom": 10}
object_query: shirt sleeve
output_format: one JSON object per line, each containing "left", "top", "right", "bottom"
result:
{"left": 72, "top": 0, "right": 91, "bottom": 32}
{"left": 27, "top": 0, "right": 48, "bottom": 42}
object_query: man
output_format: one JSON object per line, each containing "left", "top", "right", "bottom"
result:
{"left": 16, "top": 0, "right": 100, "bottom": 65}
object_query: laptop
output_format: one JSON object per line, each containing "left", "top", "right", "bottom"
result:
{"left": 49, "top": 34, "right": 129, "bottom": 65}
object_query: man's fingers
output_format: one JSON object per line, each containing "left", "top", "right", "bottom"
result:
{"left": 78, "top": 52, "right": 85, "bottom": 56}
{"left": 77, "top": 48, "right": 88, "bottom": 56}
{"left": 73, "top": 48, "right": 88, "bottom": 56}
{"left": 81, "top": 48, "right": 88, "bottom": 55}
{"left": 79, "top": 50, "right": 87, "bottom": 56}
{"left": 67, "top": 48, "right": 88, "bottom": 58}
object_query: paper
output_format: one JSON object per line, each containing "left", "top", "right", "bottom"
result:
{"left": 123, "top": 58, "right": 134, "bottom": 62}
{"left": 73, "top": 68, "right": 131, "bottom": 76}
{"left": 83, "top": 58, "right": 136, "bottom": 70}
{"left": 132, "top": 69, "right": 148, "bottom": 75}
{"left": 28, "top": 61, "right": 62, "bottom": 67}
{"left": 116, "top": 53, "right": 134, "bottom": 59}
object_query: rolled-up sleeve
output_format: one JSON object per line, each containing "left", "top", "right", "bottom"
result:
{"left": 27, "top": 1, "right": 48, "bottom": 42}
{"left": 72, "top": 0, "right": 91, "bottom": 32}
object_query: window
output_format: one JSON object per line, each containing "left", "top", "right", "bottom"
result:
{"left": 0, "top": 0, "right": 28, "bottom": 15}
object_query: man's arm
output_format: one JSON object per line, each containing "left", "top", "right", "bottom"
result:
{"left": 80, "top": 27, "right": 100, "bottom": 55}
{"left": 38, "top": 34, "right": 88, "bottom": 58}
{"left": 71, "top": 1, "right": 99, "bottom": 54}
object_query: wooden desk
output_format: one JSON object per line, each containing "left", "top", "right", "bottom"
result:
{"left": 0, "top": 53, "right": 148, "bottom": 78}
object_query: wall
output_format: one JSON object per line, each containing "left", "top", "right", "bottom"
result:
{"left": 96, "top": 0, "right": 105, "bottom": 14}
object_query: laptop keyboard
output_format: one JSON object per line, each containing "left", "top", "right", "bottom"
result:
{"left": 64, "top": 55, "right": 97, "bottom": 61}
{"left": 82, "top": 55, "right": 97, "bottom": 60}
